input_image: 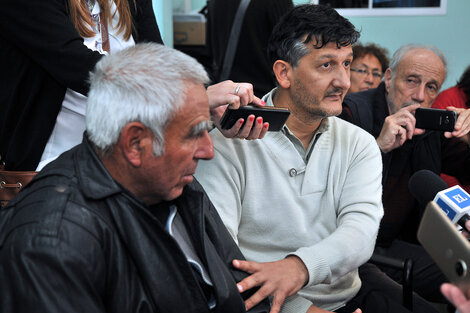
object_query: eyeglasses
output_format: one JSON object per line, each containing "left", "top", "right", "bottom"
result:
{"left": 350, "top": 68, "right": 383, "bottom": 79}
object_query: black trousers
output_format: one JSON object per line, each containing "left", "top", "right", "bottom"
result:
{"left": 375, "top": 239, "right": 448, "bottom": 303}
{"left": 336, "top": 263, "right": 440, "bottom": 313}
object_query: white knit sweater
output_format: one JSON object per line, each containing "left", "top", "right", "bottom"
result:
{"left": 195, "top": 99, "right": 383, "bottom": 312}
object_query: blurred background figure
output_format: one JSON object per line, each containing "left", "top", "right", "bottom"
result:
{"left": 205, "top": 0, "right": 293, "bottom": 98}
{"left": 0, "top": 0, "right": 163, "bottom": 171}
{"left": 432, "top": 65, "right": 470, "bottom": 193}
{"left": 348, "top": 43, "right": 389, "bottom": 94}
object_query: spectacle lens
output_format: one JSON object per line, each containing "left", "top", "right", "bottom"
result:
{"left": 351, "top": 68, "right": 382, "bottom": 79}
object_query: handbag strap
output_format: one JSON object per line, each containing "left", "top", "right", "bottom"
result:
{"left": 219, "top": 0, "right": 251, "bottom": 81}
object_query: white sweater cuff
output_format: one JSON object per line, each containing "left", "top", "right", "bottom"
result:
{"left": 291, "top": 250, "right": 330, "bottom": 287}
{"left": 281, "top": 294, "right": 313, "bottom": 313}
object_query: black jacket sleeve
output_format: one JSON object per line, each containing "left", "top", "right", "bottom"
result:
{"left": 0, "top": 189, "right": 107, "bottom": 313}
{"left": 1, "top": 233, "right": 106, "bottom": 313}
{"left": 0, "top": 0, "right": 163, "bottom": 96}
{"left": 0, "top": 0, "right": 103, "bottom": 95}
{"left": 201, "top": 188, "right": 271, "bottom": 313}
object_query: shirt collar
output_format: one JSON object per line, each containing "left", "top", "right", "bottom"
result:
{"left": 263, "top": 87, "right": 330, "bottom": 161}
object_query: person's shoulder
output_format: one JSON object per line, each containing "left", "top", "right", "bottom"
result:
{"left": 342, "top": 87, "right": 385, "bottom": 132}
{"left": 433, "top": 85, "right": 464, "bottom": 109}
{"left": 210, "top": 128, "right": 264, "bottom": 152}
{"left": 199, "top": 128, "right": 274, "bottom": 176}
{"left": 434, "top": 86, "right": 459, "bottom": 100}
{"left": 331, "top": 116, "right": 375, "bottom": 137}
{"left": 0, "top": 186, "right": 109, "bottom": 294}
{"left": 330, "top": 117, "right": 379, "bottom": 149}
{"left": 438, "top": 85, "right": 459, "bottom": 96}
{"left": 0, "top": 176, "right": 111, "bottom": 253}
{"left": 344, "top": 87, "right": 378, "bottom": 107}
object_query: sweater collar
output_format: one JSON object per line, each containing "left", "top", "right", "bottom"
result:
{"left": 263, "top": 87, "right": 330, "bottom": 161}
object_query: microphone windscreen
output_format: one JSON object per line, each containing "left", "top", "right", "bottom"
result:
{"left": 408, "top": 169, "right": 448, "bottom": 205}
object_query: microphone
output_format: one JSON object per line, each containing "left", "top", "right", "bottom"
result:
{"left": 408, "top": 169, "right": 448, "bottom": 206}
{"left": 409, "top": 169, "right": 470, "bottom": 232}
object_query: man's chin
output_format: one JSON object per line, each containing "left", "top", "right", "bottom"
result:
{"left": 166, "top": 177, "right": 194, "bottom": 200}
{"left": 164, "top": 188, "right": 185, "bottom": 202}
{"left": 318, "top": 101, "right": 343, "bottom": 117}
{"left": 181, "top": 175, "right": 194, "bottom": 185}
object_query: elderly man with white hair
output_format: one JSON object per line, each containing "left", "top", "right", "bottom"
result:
{"left": 0, "top": 43, "right": 270, "bottom": 313}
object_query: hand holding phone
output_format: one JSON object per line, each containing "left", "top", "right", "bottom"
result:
{"left": 220, "top": 105, "right": 290, "bottom": 132}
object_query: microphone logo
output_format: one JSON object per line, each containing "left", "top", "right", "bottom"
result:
{"left": 452, "top": 194, "right": 468, "bottom": 204}
{"left": 434, "top": 186, "right": 470, "bottom": 226}
{"left": 444, "top": 187, "right": 470, "bottom": 209}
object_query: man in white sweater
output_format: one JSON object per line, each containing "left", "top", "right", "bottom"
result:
{"left": 196, "top": 4, "right": 423, "bottom": 313}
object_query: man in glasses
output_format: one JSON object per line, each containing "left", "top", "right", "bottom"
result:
{"left": 341, "top": 44, "right": 470, "bottom": 305}
{"left": 348, "top": 43, "right": 389, "bottom": 94}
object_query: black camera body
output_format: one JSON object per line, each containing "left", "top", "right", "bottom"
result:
{"left": 415, "top": 108, "right": 457, "bottom": 132}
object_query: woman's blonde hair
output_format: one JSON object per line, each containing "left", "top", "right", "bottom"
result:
{"left": 67, "top": 0, "right": 135, "bottom": 41}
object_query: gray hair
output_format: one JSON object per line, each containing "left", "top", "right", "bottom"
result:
{"left": 286, "top": 40, "right": 311, "bottom": 69}
{"left": 389, "top": 44, "right": 447, "bottom": 81}
{"left": 86, "top": 43, "right": 209, "bottom": 156}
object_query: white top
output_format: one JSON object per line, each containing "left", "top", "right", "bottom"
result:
{"left": 166, "top": 206, "right": 216, "bottom": 309}
{"left": 37, "top": 0, "right": 135, "bottom": 170}
{"left": 195, "top": 88, "right": 384, "bottom": 312}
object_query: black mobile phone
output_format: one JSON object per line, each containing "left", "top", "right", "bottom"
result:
{"left": 219, "top": 105, "right": 290, "bottom": 132}
{"left": 415, "top": 108, "right": 457, "bottom": 132}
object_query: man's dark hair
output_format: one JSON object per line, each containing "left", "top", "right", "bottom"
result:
{"left": 352, "top": 43, "right": 389, "bottom": 72}
{"left": 267, "top": 4, "right": 360, "bottom": 69}
{"left": 458, "top": 65, "right": 470, "bottom": 108}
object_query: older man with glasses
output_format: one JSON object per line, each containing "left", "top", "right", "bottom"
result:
{"left": 340, "top": 44, "right": 470, "bottom": 307}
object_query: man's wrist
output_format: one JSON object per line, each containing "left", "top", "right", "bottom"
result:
{"left": 376, "top": 138, "right": 389, "bottom": 153}
{"left": 285, "top": 255, "right": 309, "bottom": 287}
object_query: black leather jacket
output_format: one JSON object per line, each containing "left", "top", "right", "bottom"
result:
{"left": 0, "top": 136, "right": 270, "bottom": 313}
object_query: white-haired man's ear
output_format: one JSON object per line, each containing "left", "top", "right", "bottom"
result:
{"left": 118, "top": 122, "right": 153, "bottom": 168}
